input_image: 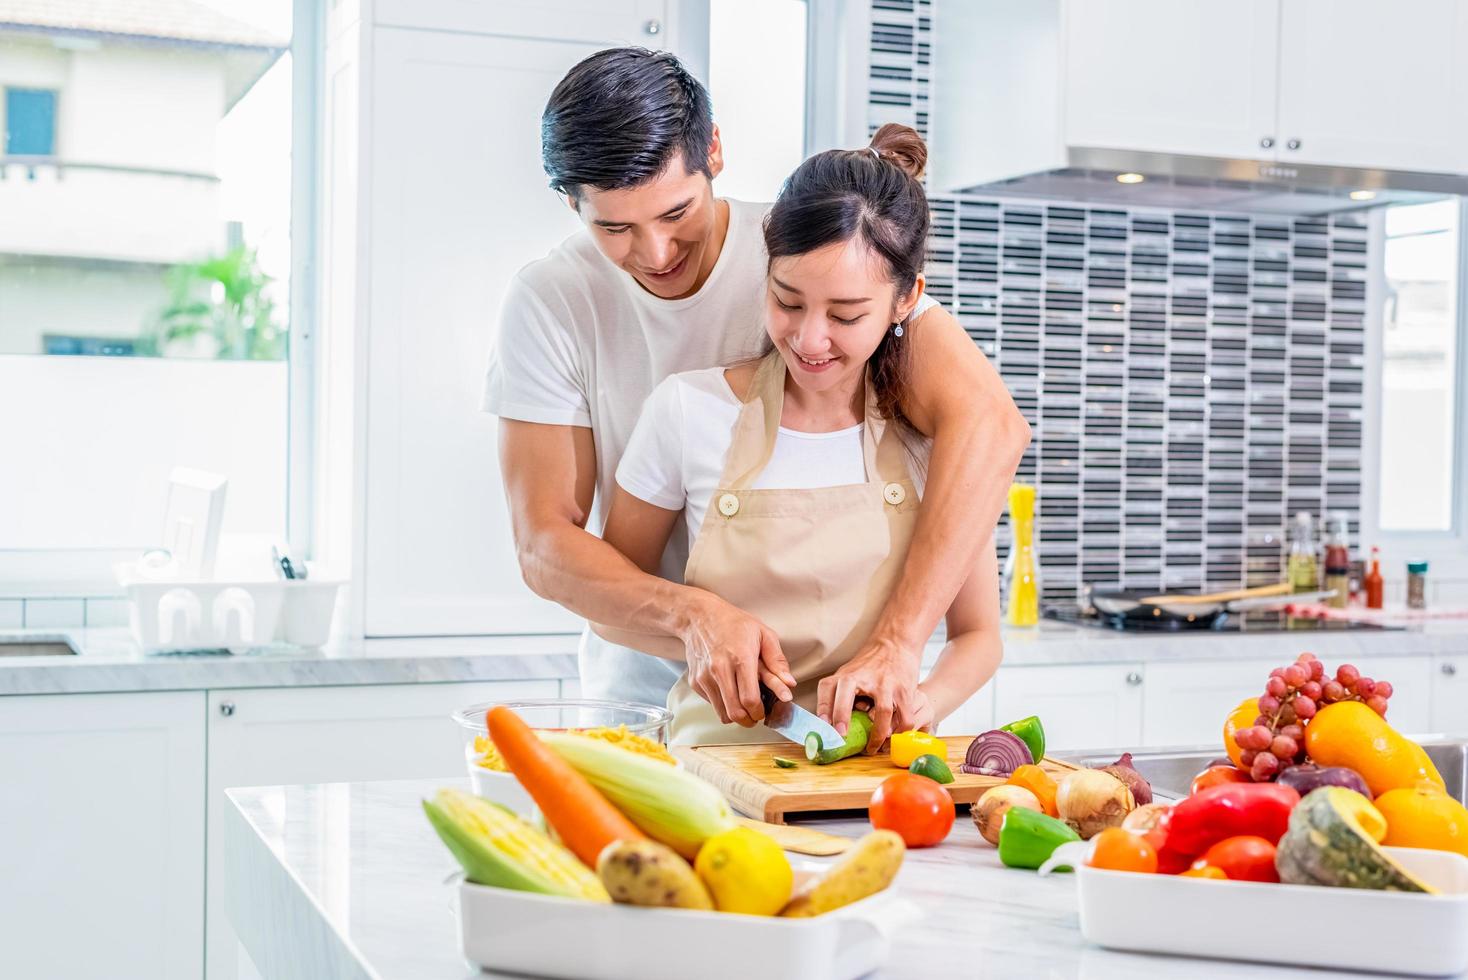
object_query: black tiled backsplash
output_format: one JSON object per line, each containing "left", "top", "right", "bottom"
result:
{"left": 867, "top": 2, "right": 1366, "bottom": 602}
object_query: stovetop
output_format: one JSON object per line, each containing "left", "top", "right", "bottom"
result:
{"left": 1043, "top": 605, "right": 1402, "bottom": 633}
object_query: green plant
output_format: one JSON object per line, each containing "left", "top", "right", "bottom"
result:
{"left": 145, "top": 245, "right": 285, "bottom": 360}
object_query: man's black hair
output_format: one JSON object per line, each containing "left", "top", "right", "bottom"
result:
{"left": 541, "top": 47, "right": 714, "bottom": 199}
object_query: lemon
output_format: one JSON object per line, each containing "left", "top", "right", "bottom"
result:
{"left": 694, "top": 827, "right": 793, "bottom": 915}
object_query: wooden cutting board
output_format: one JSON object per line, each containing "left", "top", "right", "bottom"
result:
{"left": 674, "top": 737, "right": 1080, "bottom": 824}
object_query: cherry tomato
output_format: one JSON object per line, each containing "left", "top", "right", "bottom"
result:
{"left": 869, "top": 772, "right": 955, "bottom": 847}
{"left": 1190, "top": 765, "right": 1251, "bottom": 796}
{"left": 1180, "top": 864, "right": 1228, "bottom": 880}
{"left": 1197, "top": 835, "right": 1279, "bottom": 883}
{"left": 1087, "top": 827, "right": 1158, "bottom": 874}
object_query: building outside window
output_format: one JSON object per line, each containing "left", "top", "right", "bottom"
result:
{"left": 4, "top": 87, "right": 57, "bottom": 155}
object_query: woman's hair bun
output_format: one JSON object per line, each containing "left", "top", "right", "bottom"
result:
{"left": 868, "top": 123, "right": 927, "bottom": 180}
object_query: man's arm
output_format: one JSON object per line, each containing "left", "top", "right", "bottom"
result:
{"left": 821, "top": 304, "right": 1029, "bottom": 749}
{"left": 499, "top": 419, "right": 793, "bottom": 723}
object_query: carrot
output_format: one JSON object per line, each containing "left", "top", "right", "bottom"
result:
{"left": 486, "top": 705, "right": 645, "bottom": 866}
{"left": 1007, "top": 764, "right": 1059, "bottom": 818}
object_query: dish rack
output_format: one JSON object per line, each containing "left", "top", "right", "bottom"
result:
{"left": 114, "top": 563, "right": 342, "bottom": 653}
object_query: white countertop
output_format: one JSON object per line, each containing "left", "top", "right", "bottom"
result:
{"left": 2, "top": 619, "right": 1466, "bottom": 696}
{"left": 225, "top": 776, "right": 1452, "bottom": 980}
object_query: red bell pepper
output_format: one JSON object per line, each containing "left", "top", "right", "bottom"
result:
{"left": 1156, "top": 782, "right": 1299, "bottom": 873}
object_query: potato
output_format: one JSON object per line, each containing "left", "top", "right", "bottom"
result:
{"left": 779, "top": 830, "right": 905, "bottom": 918}
{"left": 596, "top": 840, "right": 714, "bottom": 910}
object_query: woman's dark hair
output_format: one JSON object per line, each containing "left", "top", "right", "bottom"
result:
{"left": 541, "top": 47, "right": 714, "bottom": 200}
{"left": 763, "top": 123, "right": 930, "bottom": 424}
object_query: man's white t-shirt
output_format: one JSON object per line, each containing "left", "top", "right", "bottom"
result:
{"left": 483, "top": 199, "right": 772, "bottom": 706}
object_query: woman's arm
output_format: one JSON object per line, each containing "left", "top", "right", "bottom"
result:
{"left": 908, "top": 533, "right": 1003, "bottom": 731}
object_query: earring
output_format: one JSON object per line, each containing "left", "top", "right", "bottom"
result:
{"left": 892, "top": 322, "right": 904, "bottom": 337}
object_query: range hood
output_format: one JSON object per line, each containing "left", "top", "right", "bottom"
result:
{"left": 958, "top": 146, "right": 1468, "bottom": 216}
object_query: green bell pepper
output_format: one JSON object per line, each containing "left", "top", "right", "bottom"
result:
{"left": 999, "top": 714, "right": 1046, "bottom": 765}
{"left": 998, "top": 805, "right": 1079, "bottom": 870}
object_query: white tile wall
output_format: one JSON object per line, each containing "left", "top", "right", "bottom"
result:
{"left": 23, "top": 598, "right": 86, "bottom": 628}
{"left": 84, "top": 597, "right": 130, "bottom": 628}
{"left": 0, "top": 599, "right": 22, "bottom": 628}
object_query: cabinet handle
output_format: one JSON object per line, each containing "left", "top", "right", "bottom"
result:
{"left": 219, "top": 701, "right": 236, "bottom": 717}
{"left": 1286, "top": 138, "right": 1301, "bottom": 151}
{"left": 1126, "top": 671, "right": 1143, "bottom": 686}
{"left": 1260, "top": 136, "right": 1274, "bottom": 149}
{"left": 1444, "top": 663, "right": 1458, "bottom": 677}
{"left": 644, "top": 18, "right": 662, "bottom": 35}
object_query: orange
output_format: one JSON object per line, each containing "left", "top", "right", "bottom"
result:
{"left": 1223, "top": 698, "right": 1258, "bottom": 769}
{"left": 1304, "top": 701, "right": 1445, "bottom": 797}
{"left": 1376, "top": 783, "right": 1468, "bottom": 857}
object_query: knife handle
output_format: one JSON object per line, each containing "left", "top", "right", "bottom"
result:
{"left": 758, "top": 682, "right": 777, "bottom": 717}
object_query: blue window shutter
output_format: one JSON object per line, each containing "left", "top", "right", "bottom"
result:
{"left": 5, "top": 88, "right": 57, "bottom": 156}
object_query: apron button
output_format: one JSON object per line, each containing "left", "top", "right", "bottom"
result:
{"left": 883, "top": 482, "right": 907, "bottom": 506}
{"left": 717, "top": 493, "right": 741, "bottom": 517}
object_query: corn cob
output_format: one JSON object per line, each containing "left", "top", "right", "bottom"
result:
{"left": 423, "top": 788, "right": 609, "bottom": 902}
{"left": 539, "top": 731, "right": 736, "bottom": 859}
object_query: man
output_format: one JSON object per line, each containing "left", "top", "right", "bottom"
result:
{"left": 484, "top": 47, "right": 1028, "bottom": 751}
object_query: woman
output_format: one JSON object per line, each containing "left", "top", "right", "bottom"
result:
{"left": 600, "top": 124, "right": 1003, "bottom": 746}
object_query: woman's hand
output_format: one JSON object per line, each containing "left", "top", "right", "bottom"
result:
{"left": 895, "top": 687, "right": 936, "bottom": 734}
{"left": 680, "top": 592, "right": 796, "bottom": 726}
{"left": 816, "top": 635, "right": 922, "bottom": 753}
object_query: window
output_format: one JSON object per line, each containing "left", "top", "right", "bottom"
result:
{"left": 708, "top": 0, "right": 808, "bottom": 202}
{"left": 1378, "top": 199, "right": 1462, "bottom": 533}
{"left": 0, "top": 1, "right": 312, "bottom": 584}
{"left": 4, "top": 88, "right": 56, "bottom": 155}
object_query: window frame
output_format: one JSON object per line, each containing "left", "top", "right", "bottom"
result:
{"left": 0, "top": 0, "right": 324, "bottom": 596}
{"left": 4, "top": 86, "right": 58, "bottom": 156}
{"left": 1362, "top": 198, "right": 1468, "bottom": 584}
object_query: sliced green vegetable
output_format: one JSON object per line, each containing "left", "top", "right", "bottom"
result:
{"left": 909, "top": 754, "right": 954, "bottom": 784}
{"left": 806, "top": 710, "right": 874, "bottom": 765}
{"left": 773, "top": 756, "right": 799, "bottom": 769}
{"left": 997, "top": 804, "right": 1079, "bottom": 870}
{"left": 1000, "top": 715, "right": 1046, "bottom": 765}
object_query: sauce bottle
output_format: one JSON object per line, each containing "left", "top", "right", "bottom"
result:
{"left": 1005, "top": 484, "right": 1039, "bottom": 627}
{"left": 1323, "top": 512, "right": 1350, "bottom": 609}
{"left": 1364, "top": 546, "right": 1384, "bottom": 610}
{"left": 1287, "top": 512, "right": 1319, "bottom": 594}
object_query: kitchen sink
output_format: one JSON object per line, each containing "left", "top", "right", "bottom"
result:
{"left": 1069, "top": 738, "right": 1468, "bottom": 804}
{"left": 0, "top": 635, "right": 79, "bottom": 657}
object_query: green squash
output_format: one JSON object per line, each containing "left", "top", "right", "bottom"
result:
{"left": 1276, "top": 787, "right": 1435, "bottom": 893}
{"left": 806, "top": 710, "right": 873, "bottom": 764}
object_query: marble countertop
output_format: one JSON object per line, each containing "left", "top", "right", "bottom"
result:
{"left": 225, "top": 777, "right": 1448, "bottom": 980}
{"left": 3, "top": 617, "right": 1466, "bottom": 696}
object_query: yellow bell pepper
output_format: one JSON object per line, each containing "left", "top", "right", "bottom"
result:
{"left": 890, "top": 730, "right": 944, "bottom": 769}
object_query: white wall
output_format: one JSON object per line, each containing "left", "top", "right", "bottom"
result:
{"left": 0, "top": 259, "right": 166, "bottom": 353}
{"left": 0, "top": 356, "right": 287, "bottom": 550}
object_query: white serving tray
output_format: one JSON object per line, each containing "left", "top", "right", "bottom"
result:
{"left": 1078, "top": 846, "right": 1468, "bottom": 976}
{"left": 455, "top": 874, "right": 902, "bottom": 980}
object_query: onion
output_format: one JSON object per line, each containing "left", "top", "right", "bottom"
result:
{"left": 1121, "top": 802, "right": 1171, "bottom": 835}
{"left": 1095, "top": 751, "right": 1153, "bottom": 806}
{"left": 1056, "top": 768, "right": 1135, "bottom": 839}
{"left": 960, "top": 730, "right": 1033, "bottom": 777}
{"left": 1277, "top": 763, "right": 1371, "bottom": 799}
{"left": 972, "top": 785, "right": 1041, "bottom": 845}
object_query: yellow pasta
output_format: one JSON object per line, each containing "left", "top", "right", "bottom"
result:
{"left": 473, "top": 724, "right": 675, "bottom": 771}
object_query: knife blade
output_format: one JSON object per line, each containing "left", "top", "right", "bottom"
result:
{"left": 759, "top": 684, "right": 845, "bottom": 754}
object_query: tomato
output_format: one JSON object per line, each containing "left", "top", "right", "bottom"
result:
{"left": 1180, "top": 864, "right": 1228, "bottom": 880}
{"left": 869, "top": 772, "right": 954, "bottom": 847}
{"left": 1190, "top": 765, "right": 1251, "bottom": 796}
{"left": 1087, "top": 827, "right": 1158, "bottom": 874}
{"left": 1198, "top": 835, "right": 1279, "bottom": 883}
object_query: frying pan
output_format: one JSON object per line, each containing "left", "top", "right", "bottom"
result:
{"left": 1084, "top": 582, "right": 1332, "bottom": 623}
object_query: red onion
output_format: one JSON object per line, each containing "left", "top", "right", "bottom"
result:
{"left": 960, "top": 729, "right": 1032, "bottom": 776}
{"left": 1096, "top": 752, "right": 1153, "bottom": 806}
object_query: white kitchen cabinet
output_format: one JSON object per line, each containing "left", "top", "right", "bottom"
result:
{"left": 1350, "top": 655, "right": 1433, "bottom": 736}
{"left": 937, "top": 681, "right": 996, "bottom": 737}
{"left": 0, "top": 692, "right": 205, "bottom": 980}
{"left": 1276, "top": 0, "right": 1468, "bottom": 173}
{"left": 993, "top": 664, "right": 1144, "bottom": 752}
{"left": 362, "top": 23, "right": 661, "bottom": 636}
{"left": 1064, "top": 0, "right": 1281, "bottom": 162}
{"left": 1431, "top": 654, "right": 1468, "bottom": 736}
{"left": 1142, "top": 658, "right": 1279, "bottom": 748}
{"left": 204, "top": 680, "right": 558, "bottom": 979}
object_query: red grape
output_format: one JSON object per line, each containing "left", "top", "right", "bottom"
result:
{"left": 1240, "top": 749, "right": 1259, "bottom": 768}
{"left": 1308, "top": 659, "right": 1325, "bottom": 681}
{"left": 1254, "top": 715, "right": 1270, "bottom": 727}
{"left": 1269, "top": 667, "right": 1285, "bottom": 680}
{"left": 1301, "top": 680, "right": 1322, "bottom": 700}
{"left": 1240, "top": 726, "right": 1273, "bottom": 751}
{"left": 1323, "top": 680, "right": 1346, "bottom": 702}
{"left": 1374, "top": 680, "right": 1393, "bottom": 700}
{"left": 1337, "top": 664, "right": 1361, "bottom": 686}
{"left": 1283, "top": 664, "right": 1308, "bottom": 687}
{"left": 1367, "top": 696, "right": 1389, "bottom": 716}
{"left": 1280, "top": 723, "right": 1305, "bottom": 743}
{"left": 1251, "top": 753, "right": 1281, "bottom": 780}
{"left": 1356, "top": 677, "right": 1377, "bottom": 697}
{"left": 1258, "top": 694, "right": 1281, "bottom": 715}
{"left": 1271, "top": 734, "right": 1299, "bottom": 759}
{"left": 1266, "top": 676, "right": 1288, "bottom": 698}
{"left": 1292, "top": 695, "right": 1317, "bottom": 720}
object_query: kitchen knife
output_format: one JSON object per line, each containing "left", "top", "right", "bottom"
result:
{"left": 759, "top": 683, "right": 845, "bottom": 754}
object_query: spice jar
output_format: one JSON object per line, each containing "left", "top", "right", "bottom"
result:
{"left": 1407, "top": 560, "right": 1429, "bottom": 610}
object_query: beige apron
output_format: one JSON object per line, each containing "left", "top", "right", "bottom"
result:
{"left": 664, "top": 351, "right": 922, "bottom": 745}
